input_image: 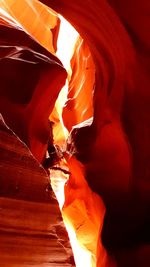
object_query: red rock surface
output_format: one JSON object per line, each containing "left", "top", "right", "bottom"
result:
{"left": 0, "top": 0, "right": 150, "bottom": 266}
{"left": 41, "top": 0, "right": 150, "bottom": 265}
{"left": 0, "top": 115, "right": 75, "bottom": 267}
{"left": 0, "top": 20, "right": 67, "bottom": 163}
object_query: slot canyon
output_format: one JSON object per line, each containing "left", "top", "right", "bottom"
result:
{"left": 0, "top": 0, "right": 150, "bottom": 267}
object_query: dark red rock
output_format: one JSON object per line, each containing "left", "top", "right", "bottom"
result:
{"left": 1, "top": 1, "right": 150, "bottom": 266}
{"left": 0, "top": 115, "right": 74, "bottom": 267}
{"left": 40, "top": 0, "right": 150, "bottom": 265}
{"left": 0, "top": 23, "right": 67, "bottom": 162}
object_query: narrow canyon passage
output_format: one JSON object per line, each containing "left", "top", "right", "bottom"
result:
{"left": 0, "top": 1, "right": 150, "bottom": 267}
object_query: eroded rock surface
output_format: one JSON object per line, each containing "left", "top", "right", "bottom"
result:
{"left": 0, "top": 115, "right": 74, "bottom": 267}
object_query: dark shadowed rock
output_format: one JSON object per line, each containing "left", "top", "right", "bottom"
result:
{"left": 0, "top": 115, "right": 74, "bottom": 267}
